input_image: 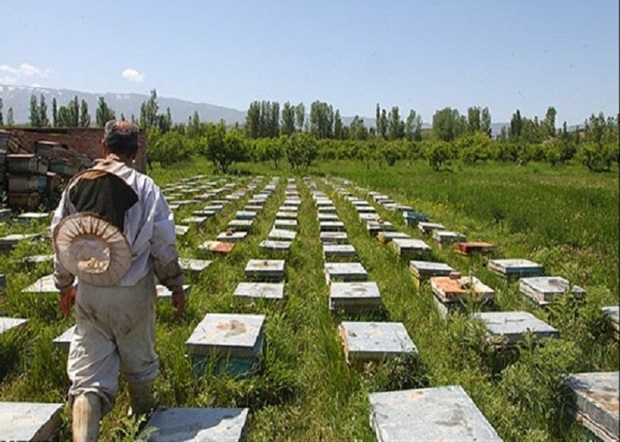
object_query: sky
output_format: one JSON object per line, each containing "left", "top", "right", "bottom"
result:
{"left": 1, "top": 0, "right": 618, "bottom": 125}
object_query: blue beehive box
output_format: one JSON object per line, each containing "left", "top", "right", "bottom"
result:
{"left": 403, "top": 211, "right": 428, "bottom": 227}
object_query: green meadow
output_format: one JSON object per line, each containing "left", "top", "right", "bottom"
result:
{"left": 0, "top": 157, "right": 617, "bottom": 441}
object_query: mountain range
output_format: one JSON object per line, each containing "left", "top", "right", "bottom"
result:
{"left": 1, "top": 84, "right": 520, "bottom": 135}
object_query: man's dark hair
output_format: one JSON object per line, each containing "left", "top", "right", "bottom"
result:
{"left": 104, "top": 120, "right": 139, "bottom": 157}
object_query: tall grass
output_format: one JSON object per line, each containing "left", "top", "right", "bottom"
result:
{"left": 0, "top": 156, "right": 617, "bottom": 441}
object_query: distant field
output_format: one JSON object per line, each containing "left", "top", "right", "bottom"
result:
{"left": 0, "top": 157, "right": 617, "bottom": 441}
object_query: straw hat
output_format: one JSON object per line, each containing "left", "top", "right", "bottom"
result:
{"left": 53, "top": 213, "right": 132, "bottom": 286}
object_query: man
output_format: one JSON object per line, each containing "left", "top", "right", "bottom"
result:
{"left": 51, "top": 120, "right": 185, "bottom": 441}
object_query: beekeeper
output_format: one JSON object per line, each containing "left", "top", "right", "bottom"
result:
{"left": 51, "top": 120, "right": 185, "bottom": 441}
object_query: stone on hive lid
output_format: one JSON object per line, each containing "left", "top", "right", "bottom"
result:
{"left": 564, "top": 371, "right": 619, "bottom": 442}
{"left": 179, "top": 258, "right": 211, "bottom": 273}
{"left": 430, "top": 276, "right": 495, "bottom": 304}
{"left": 199, "top": 240, "right": 235, "bottom": 255}
{"left": 216, "top": 231, "right": 248, "bottom": 243}
{"left": 53, "top": 325, "right": 76, "bottom": 350}
{"left": 259, "top": 240, "right": 292, "bottom": 253}
{"left": 417, "top": 222, "right": 445, "bottom": 235}
{"left": 519, "top": 276, "right": 585, "bottom": 305}
{"left": 141, "top": 407, "right": 249, "bottom": 442}
{"left": 319, "top": 221, "right": 345, "bottom": 232}
{"left": 602, "top": 306, "right": 619, "bottom": 333}
{"left": 0, "top": 317, "right": 27, "bottom": 334}
{"left": 234, "top": 282, "right": 284, "bottom": 300}
{"left": 453, "top": 241, "right": 496, "bottom": 256}
{"left": 236, "top": 211, "right": 257, "bottom": 220}
{"left": 227, "top": 219, "right": 253, "bottom": 231}
{"left": 186, "top": 313, "right": 266, "bottom": 359}
{"left": 487, "top": 258, "right": 544, "bottom": 278}
{"left": 432, "top": 230, "right": 466, "bottom": 246}
{"left": 324, "top": 262, "right": 368, "bottom": 284}
{"left": 320, "top": 231, "right": 348, "bottom": 244}
{"left": 245, "top": 259, "right": 285, "bottom": 281}
{"left": 175, "top": 225, "right": 189, "bottom": 237}
{"left": 274, "top": 219, "right": 298, "bottom": 230}
{"left": 471, "top": 311, "right": 559, "bottom": 346}
{"left": 339, "top": 321, "right": 416, "bottom": 362}
{"left": 0, "top": 402, "right": 64, "bottom": 441}
{"left": 368, "top": 386, "right": 502, "bottom": 442}
{"left": 330, "top": 282, "right": 381, "bottom": 311}
{"left": 156, "top": 284, "right": 191, "bottom": 299}
{"left": 390, "top": 238, "right": 431, "bottom": 258}
{"left": 377, "top": 231, "right": 410, "bottom": 244}
{"left": 268, "top": 229, "right": 296, "bottom": 241}
{"left": 323, "top": 244, "right": 356, "bottom": 260}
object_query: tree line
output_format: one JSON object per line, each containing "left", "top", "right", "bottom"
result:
{"left": 0, "top": 91, "right": 617, "bottom": 173}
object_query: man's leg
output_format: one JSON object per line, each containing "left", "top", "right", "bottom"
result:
{"left": 72, "top": 393, "right": 102, "bottom": 442}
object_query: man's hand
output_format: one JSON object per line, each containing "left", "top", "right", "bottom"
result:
{"left": 171, "top": 290, "right": 186, "bottom": 319}
{"left": 59, "top": 286, "right": 76, "bottom": 316}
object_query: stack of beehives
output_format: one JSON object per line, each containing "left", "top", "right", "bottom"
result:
{"left": 6, "top": 151, "right": 50, "bottom": 210}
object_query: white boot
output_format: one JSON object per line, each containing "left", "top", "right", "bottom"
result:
{"left": 72, "top": 393, "right": 102, "bottom": 442}
{"left": 128, "top": 380, "right": 155, "bottom": 416}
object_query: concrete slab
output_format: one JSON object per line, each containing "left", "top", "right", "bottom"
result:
{"left": 369, "top": 386, "right": 501, "bottom": 442}
{"left": 339, "top": 321, "right": 416, "bottom": 362}
{"left": 278, "top": 205, "right": 298, "bottom": 213}
{"left": 216, "top": 231, "right": 248, "bottom": 243}
{"left": 179, "top": 258, "right": 212, "bottom": 273}
{"left": 234, "top": 282, "right": 285, "bottom": 300}
{"left": 274, "top": 219, "right": 298, "bottom": 230}
{"left": 175, "top": 225, "right": 189, "bottom": 237}
{"left": 319, "top": 221, "right": 346, "bottom": 232}
{"left": 227, "top": 219, "right": 254, "bottom": 231}
{"left": 564, "top": 371, "right": 619, "bottom": 442}
{"left": 390, "top": 238, "right": 431, "bottom": 258}
{"left": 377, "top": 231, "right": 411, "bottom": 244}
{"left": 433, "top": 230, "right": 466, "bottom": 247}
{"left": 156, "top": 285, "right": 191, "bottom": 300}
{"left": 409, "top": 261, "right": 455, "bottom": 286}
{"left": 52, "top": 325, "right": 76, "bottom": 351}
{"left": 0, "top": 402, "right": 64, "bottom": 441}
{"left": 0, "top": 317, "right": 28, "bottom": 334}
{"left": 323, "top": 244, "right": 356, "bottom": 260}
{"left": 186, "top": 313, "right": 266, "bottom": 358}
{"left": 259, "top": 240, "right": 292, "bottom": 254}
{"left": 519, "top": 276, "right": 586, "bottom": 305}
{"left": 141, "top": 407, "right": 249, "bottom": 442}
{"left": 22, "top": 274, "right": 73, "bottom": 294}
{"left": 318, "top": 213, "right": 339, "bottom": 221}
{"left": 276, "top": 211, "right": 297, "bottom": 219}
{"left": 471, "top": 311, "right": 559, "bottom": 346}
{"left": 330, "top": 282, "right": 381, "bottom": 311}
{"left": 268, "top": 229, "right": 296, "bottom": 241}
{"left": 317, "top": 205, "right": 337, "bottom": 213}
{"left": 199, "top": 241, "right": 236, "bottom": 255}
{"left": 320, "top": 232, "right": 348, "bottom": 244}
{"left": 325, "top": 262, "right": 368, "bottom": 283}
{"left": 417, "top": 222, "right": 445, "bottom": 235}
{"left": 245, "top": 259, "right": 285, "bottom": 281}
{"left": 487, "top": 259, "right": 544, "bottom": 278}
{"left": 236, "top": 211, "right": 257, "bottom": 220}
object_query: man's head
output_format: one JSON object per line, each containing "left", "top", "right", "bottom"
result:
{"left": 103, "top": 120, "right": 139, "bottom": 159}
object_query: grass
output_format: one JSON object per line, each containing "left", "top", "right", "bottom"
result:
{"left": 0, "top": 156, "right": 617, "bottom": 441}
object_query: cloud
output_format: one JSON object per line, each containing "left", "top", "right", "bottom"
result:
{"left": 0, "top": 62, "right": 49, "bottom": 78}
{"left": 121, "top": 68, "right": 145, "bottom": 82}
{"left": 0, "top": 75, "right": 17, "bottom": 85}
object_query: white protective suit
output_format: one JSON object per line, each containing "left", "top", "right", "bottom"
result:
{"left": 51, "top": 154, "right": 183, "bottom": 413}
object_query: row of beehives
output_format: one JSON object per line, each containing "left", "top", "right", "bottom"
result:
{"left": 325, "top": 176, "right": 618, "bottom": 442}
{"left": 0, "top": 174, "right": 281, "bottom": 440}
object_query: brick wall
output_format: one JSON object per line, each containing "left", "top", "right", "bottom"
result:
{"left": 6, "top": 127, "right": 147, "bottom": 173}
